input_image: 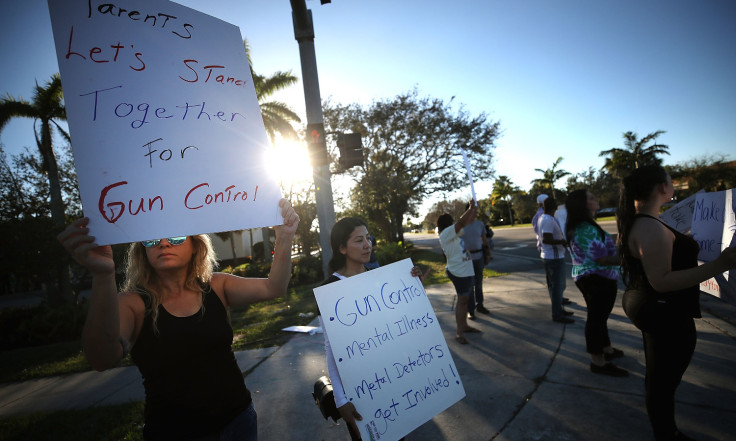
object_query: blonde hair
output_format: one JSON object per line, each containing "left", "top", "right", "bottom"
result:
{"left": 122, "top": 235, "right": 219, "bottom": 332}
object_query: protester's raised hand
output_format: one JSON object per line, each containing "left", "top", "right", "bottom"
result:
{"left": 275, "top": 198, "right": 300, "bottom": 240}
{"left": 57, "top": 218, "right": 114, "bottom": 275}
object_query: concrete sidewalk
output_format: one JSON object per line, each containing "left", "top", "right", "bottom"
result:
{"left": 2, "top": 269, "right": 736, "bottom": 441}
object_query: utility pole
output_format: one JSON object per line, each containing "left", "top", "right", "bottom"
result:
{"left": 290, "top": 0, "right": 335, "bottom": 277}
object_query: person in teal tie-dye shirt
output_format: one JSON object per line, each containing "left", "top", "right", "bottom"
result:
{"left": 565, "top": 189, "right": 628, "bottom": 377}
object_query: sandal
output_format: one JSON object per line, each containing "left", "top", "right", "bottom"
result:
{"left": 463, "top": 327, "right": 481, "bottom": 333}
{"left": 455, "top": 335, "right": 469, "bottom": 344}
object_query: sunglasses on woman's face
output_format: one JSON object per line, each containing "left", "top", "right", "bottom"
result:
{"left": 141, "top": 237, "right": 187, "bottom": 248}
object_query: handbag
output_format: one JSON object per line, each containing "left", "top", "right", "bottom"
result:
{"left": 312, "top": 376, "right": 341, "bottom": 422}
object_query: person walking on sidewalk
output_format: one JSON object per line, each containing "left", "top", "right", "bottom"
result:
{"left": 565, "top": 189, "right": 628, "bottom": 377}
{"left": 319, "top": 217, "right": 425, "bottom": 441}
{"left": 57, "top": 199, "right": 299, "bottom": 441}
{"left": 537, "top": 197, "right": 575, "bottom": 323}
{"left": 619, "top": 165, "right": 736, "bottom": 441}
{"left": 437, "top": 202, "right": 483, "bottom": 343}
{"left": 462, "top": 203, "right": 492, "bottom": 320}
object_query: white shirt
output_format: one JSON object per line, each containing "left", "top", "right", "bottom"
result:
{"left": 439, "top": 225, "right": 475, "bottom": 277}
{"left": 537, "top": 214, "right": 566, "bottom": 259}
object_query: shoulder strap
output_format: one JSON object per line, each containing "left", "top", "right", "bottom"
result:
{"left": 634, "top": 213, "right": 678, "bottom": 235}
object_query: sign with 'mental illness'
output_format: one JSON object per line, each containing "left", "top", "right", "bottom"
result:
{"left": 47, "top": 0, "right": 282, "bottom": 245}
{"left": 314, "top": 259, "right": 465, "bottom": 441}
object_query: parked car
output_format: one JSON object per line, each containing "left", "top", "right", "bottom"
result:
{"left": 595, "top": 207, "right": 617, "bottom": 218}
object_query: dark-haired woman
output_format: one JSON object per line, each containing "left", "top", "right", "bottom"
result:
{"left": 565, "top": 189, "right": 627, "bottom": 377}
{"left": 618, "top": 165, "right": 736, "bottom": 441}
{"left": 319, "top": 217, "right": 424, "bottom": 440}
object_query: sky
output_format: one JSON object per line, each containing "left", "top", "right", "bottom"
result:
{"left": 1, "top": 0, "right": 735, "bottom": 218}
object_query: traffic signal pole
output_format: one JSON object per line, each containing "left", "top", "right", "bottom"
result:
{"left": 290, "top": 0, "right": 336, "bottom": 277}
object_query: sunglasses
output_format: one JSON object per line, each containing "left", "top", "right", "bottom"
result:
{"left": 141, "top": 237, "right": 187, "bottom": 248}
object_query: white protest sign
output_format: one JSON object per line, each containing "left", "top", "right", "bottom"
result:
{"left": 314, "top": 259, "right": 465, "bottom": 441}
{"left": 460, "top": 148, "right": 477, "bottom": 204}
{"left": 48, "top": 0, "right": 281, "bottom": 245}
{"left": 692, "top": 189, "right": 736, "bottom": 304}
{"left": 660, "top": 189, "right": 704, "bottom": 234}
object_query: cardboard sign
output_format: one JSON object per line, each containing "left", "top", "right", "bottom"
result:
{"left": 47, "top": 0, "right": 281, "bottom": 245}
{"left": 692, "top": 189, "right": 736, "bottom": 304}
{"left": 313, "top": 259, "right": 465, "bottom": 440}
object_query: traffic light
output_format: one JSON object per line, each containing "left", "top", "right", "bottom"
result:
{"left": 337, "top": 132, "right": 363, "bottom": 169}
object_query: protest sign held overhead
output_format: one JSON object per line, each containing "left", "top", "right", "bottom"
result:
{"left": 314, "top": 259, "right": 465, "bottom": 441}
{"left": 47, "top": 0, "right": 282, "bottom": 245}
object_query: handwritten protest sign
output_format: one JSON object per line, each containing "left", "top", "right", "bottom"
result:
{"left": 313, "top": 259, "right": 465, "bottom": 440}
{"left": 47, "top": 0, "right": 281, "bottom": 245}
{"left": 692, "top": 189, "right": 736, "bottom": 304}
{"left": 660, "top": 189, "right": 704, "bottom": 234}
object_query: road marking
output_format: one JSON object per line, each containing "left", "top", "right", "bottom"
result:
{"left": 498, "top": 244, "right": 529, "bottom": 250}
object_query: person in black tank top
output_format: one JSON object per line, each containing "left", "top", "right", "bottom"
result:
{"left": 618, "top": 165, "right": 736, "bottom": 441}
{"left": 58, "top": 199, "right": 300, "bottom": 441}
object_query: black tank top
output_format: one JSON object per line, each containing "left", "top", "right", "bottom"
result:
{"left": 628, "top": 214, "right": 701, "bottom": 318}
{"left": 131, "top": 284, "right": 251, "bottom": 440}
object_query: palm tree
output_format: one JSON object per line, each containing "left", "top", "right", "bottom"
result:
{"left": 244, "top": 39, "right": 302, "bottom": 140}
{"left": 599, "top": 130, "right": 669, "bottom": 178}
{"left": 0, "top": 73, "right": 72, "bottom": 304}
{"left": 491, "top": 175, "right": 519, "bottom": 225}
{"left": 0, "top": 74, "right": 69, "bottom": 227}
{"left": 531, "top": 156, "right": 570, "bottom": 200}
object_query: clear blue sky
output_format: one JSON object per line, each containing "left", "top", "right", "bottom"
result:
{"left": 2, "top": 0, "right": 735, "bottom": 210}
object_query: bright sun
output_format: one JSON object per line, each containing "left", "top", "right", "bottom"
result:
{"left": 265, "top": 136, "right": 313, "bottom": 190}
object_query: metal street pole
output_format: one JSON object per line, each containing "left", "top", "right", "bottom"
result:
{"left": 290, "top": 0, "right": 335, "bottom": 277}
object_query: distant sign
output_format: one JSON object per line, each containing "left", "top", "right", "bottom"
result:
{"left": 47, "top": 0, "right": 281, "bottom": 245}
{"left": 313, "top": 259, "right": 465, "bottom": 440}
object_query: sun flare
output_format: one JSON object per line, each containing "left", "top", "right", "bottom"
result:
{"left": 265, "top": 137, "right": 313, "bottom": 190}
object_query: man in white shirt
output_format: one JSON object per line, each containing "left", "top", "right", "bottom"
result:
{"left": 537, "top": 197, "right": 574, "bottom": 323}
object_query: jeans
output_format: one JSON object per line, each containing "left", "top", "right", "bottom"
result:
{"left": 197, "top": 403, "right": 258, "bottom": 441}
{"left": 574, "top": 275, "right": 617, "bottom": 353}
{"left": 467, "top": 258, "right": 485, "bottom": 313}
{"left": 543, "top": 258, "right": 566, "bottom": 319}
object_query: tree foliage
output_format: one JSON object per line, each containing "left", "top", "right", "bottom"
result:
{"left": 0, "top": 74, "right": 75, "bottom": 304}
{"left": 599, "top": 130, "right": 669, "bottom": 178}
{"left": 244, "top": 39, "right": 301, "bottom": 141}
{"left": 668, "top": 154, "right": 736, "bottom": 200}
{"left": 422, "top": 198, "right": 470, "bottom": 231}
{"left": 531, "top": 156, "right": 570, "bottom": 200}
{"left": 490, "top": 175, "right": 520, "bottom": 225}
{"left": 565, "top": 167, "right": 619, "bottom": 209}
{"left": 323, "top": 89, "right": 501, "bottom": 242}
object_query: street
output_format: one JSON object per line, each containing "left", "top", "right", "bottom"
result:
{"left": 405, "top": 220, "right": 618, "bottom": 274}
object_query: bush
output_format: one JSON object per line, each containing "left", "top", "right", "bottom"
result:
{"left": 225, "top": 261, "right": 272, "bottom": 278}
{"left": 291, "top": 255, "right": 324, "bottom": 286}
{"left": 0, "top": 302, "right": 88, "bottom": 350}
{"left": 376, "top": 241, "right": 411, "bottom": 265}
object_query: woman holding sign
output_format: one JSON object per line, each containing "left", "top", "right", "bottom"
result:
{"left": 619, "top": 165, "right": 736, "bottom": 441}
{"left": 57, "top": 199, "right": 299, "bottom": 441}
{"left": 320, "top": 217, "right": 425, "bottom": 440}
{"left": 436, "top": 202, "right": 482, "bottom": 345}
